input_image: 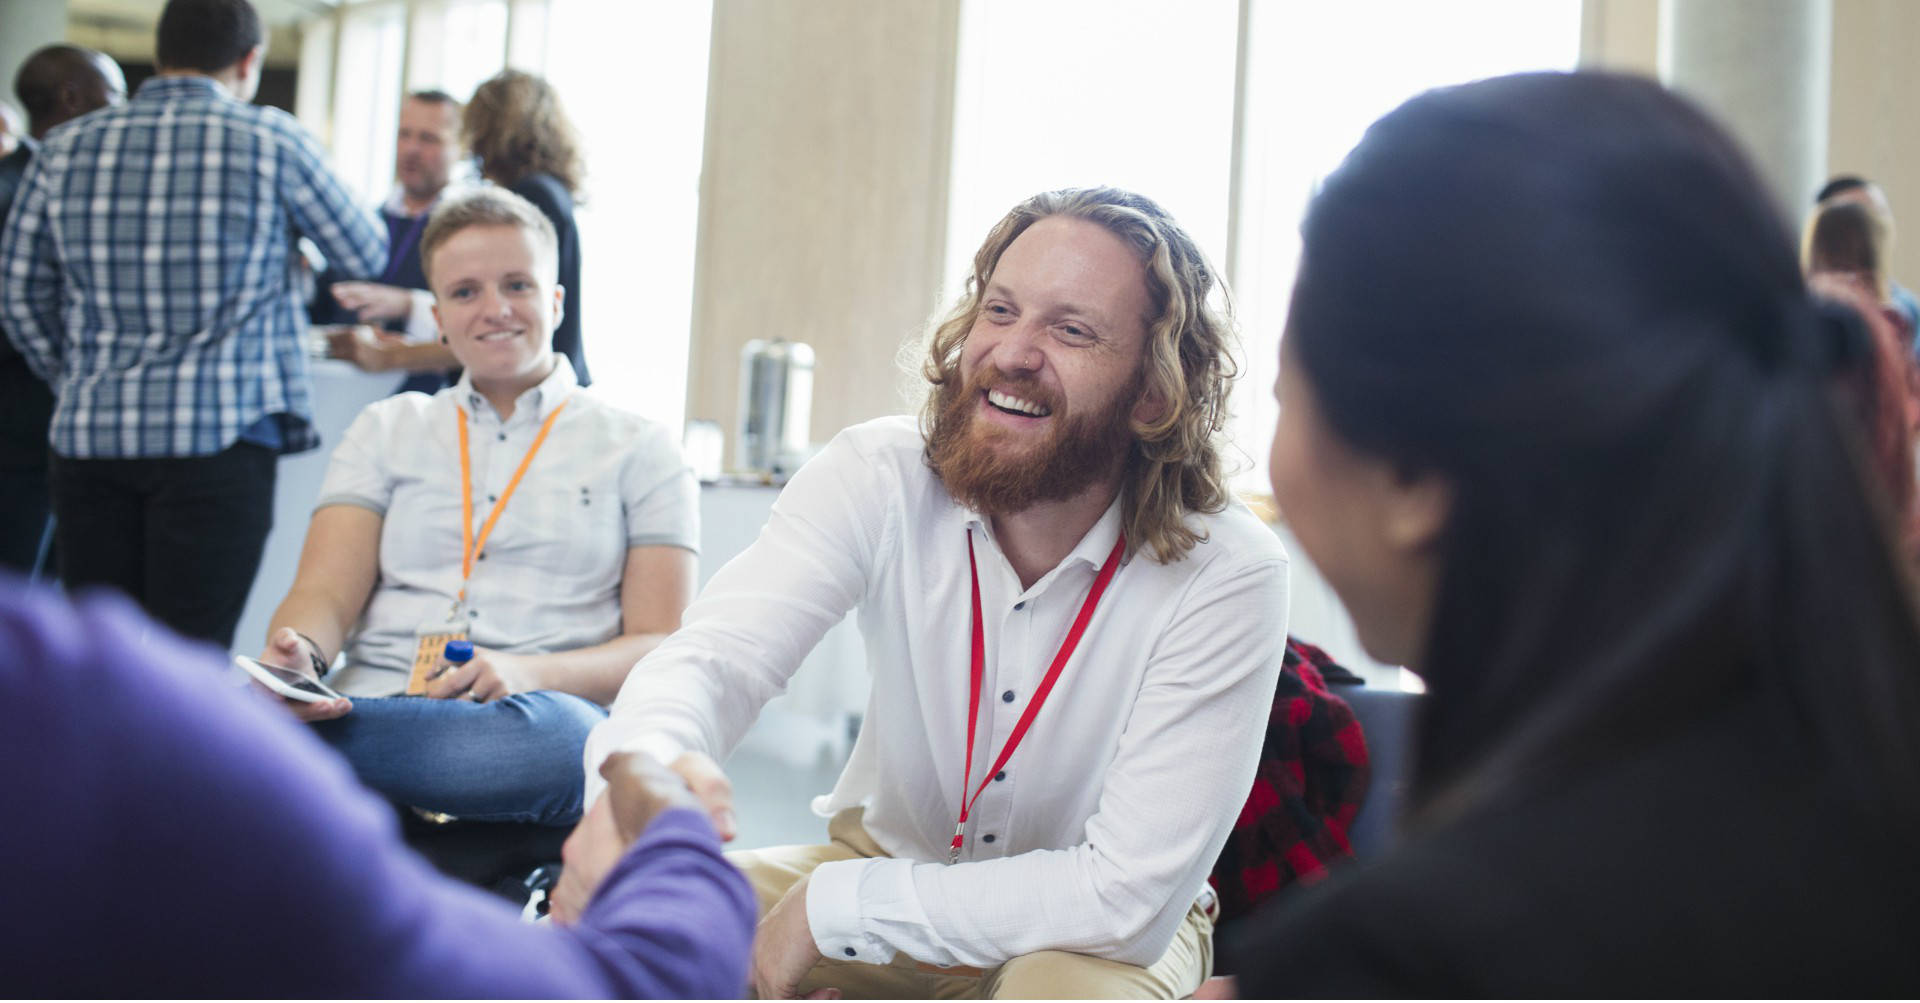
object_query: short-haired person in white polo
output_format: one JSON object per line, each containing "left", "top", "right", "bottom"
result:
{"left": 570, "top": 187, "right": 1288, "bottom": 999}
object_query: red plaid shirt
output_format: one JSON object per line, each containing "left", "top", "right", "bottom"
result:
{"left": 1208, "top": 637, "right": 1371, "bottom": 923}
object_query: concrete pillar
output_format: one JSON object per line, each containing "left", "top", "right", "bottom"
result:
{"left": 1660, "top": 0, "right": 1832, "bottom": 212}
{"left": 1, "top": 0, "right": 70, "bottom": 117}
{"left": 687, "top": 0, "right": 961, "bottom": 458}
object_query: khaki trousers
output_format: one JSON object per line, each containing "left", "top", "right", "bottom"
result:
{"left": 727, "top": 808, "right": 1214, "bottom": 1000}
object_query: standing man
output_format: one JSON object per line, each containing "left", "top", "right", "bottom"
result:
{"left": 316, "top": 89, "right": 464, "bottom": 393}
{"left": 1816, "top": 174, "right": 1920, "bottom": 337}
{"left": 0, "top": 0, "right": 385, "bottom": 647}
{"left": 0, "top": 44, "right": 126, "bottom": 577}
{"left": 575, "top": 187, "right": 1289, "bottom": 999}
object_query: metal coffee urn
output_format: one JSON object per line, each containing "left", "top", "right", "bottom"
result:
{"left": 736, "top": 338, "right": 815, "bottom": 476}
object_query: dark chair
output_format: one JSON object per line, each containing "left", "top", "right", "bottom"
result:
{"left": 399, "top": 810, "right": 570, "bottom": 903}
{"left": 1338, "top": 685, "right": 1422, "bottom": 858}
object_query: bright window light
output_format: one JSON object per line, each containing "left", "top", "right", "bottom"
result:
{"left": 944, "top": 0, "right": 1240, "bottom": 304}
{"left": 539, "top": 0, "right": 713, "bottom": 433}
{"left": 1231, "top": 0, "right": 1584, "bottom": 490}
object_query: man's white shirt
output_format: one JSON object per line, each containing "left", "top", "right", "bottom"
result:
{"left": 585, "top": 416, "right": 1289, "bottom": 969}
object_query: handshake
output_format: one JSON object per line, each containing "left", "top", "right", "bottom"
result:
{"left": 549, "top": 749, "right": 735, "bottom": 925}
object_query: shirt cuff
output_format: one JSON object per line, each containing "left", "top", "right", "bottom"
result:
{"left": 584, "top": 731, "right": 690, "bottom": 808}
{"left": 806, "top": 858, "right": 895, "bottom": 965}
{"left": 405, "top": 289, "right": 437, "bottom": 342}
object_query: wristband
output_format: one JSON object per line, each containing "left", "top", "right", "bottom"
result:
{"left": 291, "top": 630, "right": 332, "bottom": 680}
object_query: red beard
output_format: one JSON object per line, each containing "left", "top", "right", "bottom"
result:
{"left": 926, "top": 364, "right": 1139, "bottom": 515}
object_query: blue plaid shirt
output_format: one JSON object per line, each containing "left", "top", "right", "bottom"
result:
{"left": 0, "top": 76, "right": 386, "bottom": 458}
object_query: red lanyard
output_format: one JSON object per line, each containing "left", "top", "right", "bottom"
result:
{"left": 951, "top": 528, "right": 1126, "bottom": 864}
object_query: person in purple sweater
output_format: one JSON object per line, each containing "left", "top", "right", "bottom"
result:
{"left": 0, "top": 576, "right": 755, "bottom": 998}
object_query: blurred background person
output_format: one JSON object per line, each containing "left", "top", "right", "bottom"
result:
{"left": 1804, "top": 197, "right": 1914, "bottom": 344}
{"left": 0, "top": 44, "right": 125, "bottom": 580}
{"left": 317, "top": 89, "right": 466, "bottom": 395}
{"left": 0, "top": 0, "right": 384, "bottom": 648}
{"left": 1223, "top": 72, "right": 1920, "bottom": 995}
{"left": 465, "top": 69, "right": 590, "bottom": 385}
{"left": 0, "top": 100, "right": 21, "bottom": 158}
{"left": 1808, "top": 271, "right": 1920, "bottom": 565}
{"left": 1814, "top": 174, "right": 1920, "bottom": 338}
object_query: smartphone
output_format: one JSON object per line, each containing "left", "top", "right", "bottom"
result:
{"left": 233, "top": 654, "right": 347, "bottom": 704}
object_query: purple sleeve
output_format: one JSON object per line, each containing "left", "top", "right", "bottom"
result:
{"left": 0, "top": 581, "right": 753, "bottom": 998}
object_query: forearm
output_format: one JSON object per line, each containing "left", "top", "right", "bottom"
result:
{"left": 568, "top": 809, "right": 758, "bottom": 998}
{"left": 265, "top": 588, "right": 361, "bottom": 666}
{"left": 521, "top": 631, "right": 671, "bottom": 705}
{"left": 350, "top": 339, "right": 457, "bottom": 374}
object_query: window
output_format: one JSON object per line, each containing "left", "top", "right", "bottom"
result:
{"left": 944, "top": 0, "right": 1240, "bottom": 304}
{"left": 1230, "top": 0, "right": 1584, "bottom": 490}
{"left": 536, "top": 0, "right": 714, "bottom": 431}
{"left": 329, "top": 2, "right": 406, "bottom": 202}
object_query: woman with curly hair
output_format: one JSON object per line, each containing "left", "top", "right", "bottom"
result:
{"left": 464, "top": 69, "right": 590, "bottom": 384}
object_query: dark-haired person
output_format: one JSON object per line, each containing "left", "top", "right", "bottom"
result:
{"left": 0, "top": 44, "right": 126, "bottom": 580}
{"left": 2, "top": 577, "right": 753, "bottom": 997}
{"left": 255, "top": 188, "right": 695, "bottom": 830}
{"left": 0, "top": 0, "right": 384, "bottom": 648}
{"left": 318, "top": 89, "right": 466, "bottom": 395}
{"left": 1815, "top": 174, "right": 1920, "bottom": 339}
{"left": 579, "top": 187, "right": 1288, "bottom": 999}
{"left": 1217, "top": 72, "right": 1920, "bottom": 996}
{"left": 464, "top": 69, "right": 590, "bottom": 385}
{"left": 1804, "top": 199, "right": 1913, "bottom": 345}
{"left": 1809, "top": 272, "right": 1920, "bottom": 566}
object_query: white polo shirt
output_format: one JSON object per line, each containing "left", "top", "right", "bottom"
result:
{"left": 586, "top": 416, "right": 1288, "bottom": 969}
{"left": 316, "top": 357, "right": 698, "bottom": 695}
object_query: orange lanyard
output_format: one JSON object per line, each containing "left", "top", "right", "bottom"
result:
{"left": 453, "top": 398, "right": 570, "bottom": 604}
{"left": 950, "top": 529, "right": 1125, "bottom": 864}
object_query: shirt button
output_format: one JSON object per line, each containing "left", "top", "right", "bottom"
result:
{"left": 488, "top": 494, "right": 497, "bottom": 503}
{"left": 496, "top": 432, "right": 507, "bottom": 442}
{"left": 843, "top": 947, "right": 856, "bottom": 957}
{"left": 994, "top": 771, "right": 1006, "bottom": 782}
{"left": 1014, "top": 601, "right": 1025, "bottom": 611}
{"left": 476, "top": 552, "right": 486, "bottom": 561}
{"left": 1001, "top": 690, "right": 1015, "bottom": 703}
{"left": 982, "top": 834, "right": 996, "bottom": 844}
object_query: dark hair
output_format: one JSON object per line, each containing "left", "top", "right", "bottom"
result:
{"left": 1288, "top": 72, "right": 1920, "bottom": 832}
{"left": 14, "top": 45, "right": 105, "bottom": 126}
{"left": 1815, "top": 174, "right": 1871, "bottom": 205}
{"left": 156, "top": 0, "right": 263, "bottom": 74}
{"left": 407, "top": 88, "right": 461, "bottom": 109}
{"left": 1804, "top": 200, "right": 1891, "bottom": 298}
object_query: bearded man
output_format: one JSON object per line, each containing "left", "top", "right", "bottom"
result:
{"left": 567, "top": 187, "right": 1289, "bottom": 999}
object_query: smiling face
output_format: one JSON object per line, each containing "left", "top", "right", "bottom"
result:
{"left": 926, "top": 215, "right": 1159, "bottom": 515}
{"left": 427, "top": 223, "right": 562, "bottom": 391}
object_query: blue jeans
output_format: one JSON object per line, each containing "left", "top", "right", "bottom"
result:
{"left": 312, "top": 691, "right": 606, "bottom": 826}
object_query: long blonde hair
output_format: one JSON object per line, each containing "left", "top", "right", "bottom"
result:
{"left": 921, "top": 187, "right": 1239, "bottom": 563}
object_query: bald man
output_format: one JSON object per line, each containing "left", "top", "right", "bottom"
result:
{"left": 0, "top": 44, "right": 125, "bottom": 577}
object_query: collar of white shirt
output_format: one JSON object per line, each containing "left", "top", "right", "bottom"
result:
{"left": 962, "top": 491, "right": 1128, "bottom": 603}
{"left": 453, "top": 354, "right": 579, "bottom": 424}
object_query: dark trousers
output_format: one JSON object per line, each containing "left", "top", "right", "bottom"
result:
{"left": 0, "top": 464, "right": 53, "bottom": 577}
{"left": 49, "top": 443, "right": 276, "bottom": 648}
